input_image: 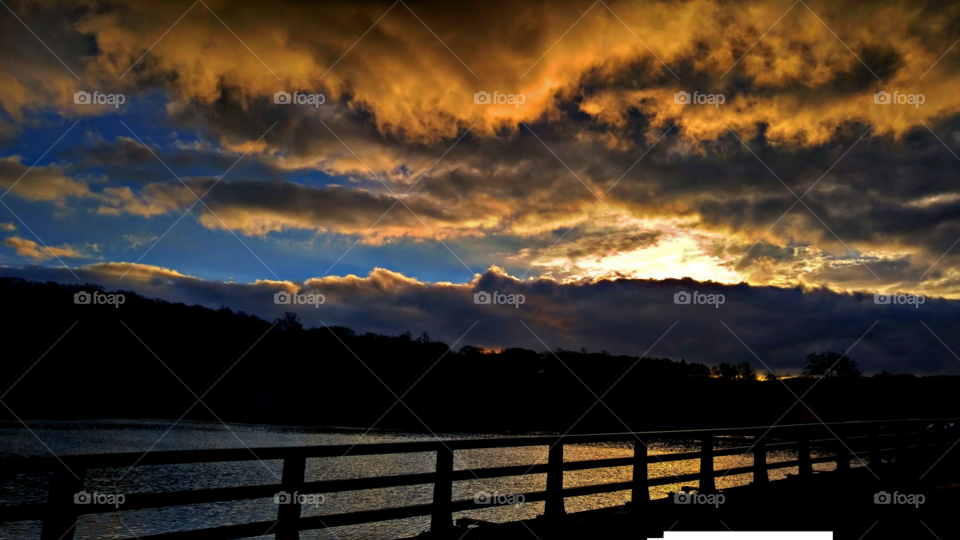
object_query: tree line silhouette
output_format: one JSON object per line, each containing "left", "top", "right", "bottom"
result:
{"left": 1, "top": 277, "right": 954, "bottom": 432}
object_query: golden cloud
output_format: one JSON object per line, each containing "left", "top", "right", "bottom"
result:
{"left": 3, "top": 236, "right": 82, "bottom": 260}
{"left": 0, "top": 1, "right": 951, "bottom": 146}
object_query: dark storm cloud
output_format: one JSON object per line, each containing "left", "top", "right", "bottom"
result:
{"left": 2, "top": 263, "right": 958, "bottom": 375}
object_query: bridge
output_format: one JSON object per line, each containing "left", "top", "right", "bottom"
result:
{"left": 1, "top": 419, "right": 957, "bottom": 539}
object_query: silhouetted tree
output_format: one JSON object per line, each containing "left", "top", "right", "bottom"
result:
{"left": 736, "top": 362, "right": 757, "bottom": 381}
{"left": 3, "top": 276, "right": 948, "bottom": 432}
{"left": 711, "top": 362, "right": 737, "bottom": 380}
{"left": 802, "top": 351, "right": 861, "bottom": 378}
{"left": 276, "top": 312, "right": 303, "bottom": 332}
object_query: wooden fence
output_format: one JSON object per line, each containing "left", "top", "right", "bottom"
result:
{"left": 0, "top": 419, "right": 955, "bottom": 540}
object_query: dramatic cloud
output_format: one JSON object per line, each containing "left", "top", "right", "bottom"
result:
{"left": 2, "top": 0, "right": 960, "bottom": 303}
{"left": 6, "top": 0, "right": 960, "bottom": 143}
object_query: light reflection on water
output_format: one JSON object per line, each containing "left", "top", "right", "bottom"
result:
{"left": 0, "top": 420, "right": 847, "bottom": 540}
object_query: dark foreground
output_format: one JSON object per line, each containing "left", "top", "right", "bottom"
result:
{"left": 435, "top": 460, "right": 960, "bottom": 540}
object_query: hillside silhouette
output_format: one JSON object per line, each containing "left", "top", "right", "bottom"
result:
{"left": 2, "top": 277, "right": 958, "bottom": 432}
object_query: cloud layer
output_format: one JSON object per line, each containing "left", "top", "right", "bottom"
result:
{"left": 3, "top": 263, "right": 958, "bottom": 375}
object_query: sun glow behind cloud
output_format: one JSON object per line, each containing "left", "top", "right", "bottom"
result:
{"left": 533, "top": 231, "right": 743, "bottom": 284}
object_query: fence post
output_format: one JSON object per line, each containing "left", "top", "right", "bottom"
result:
{"left": 868, "top": 425, "right": 882, "bottom": 468}
{"left": 40, "top": 466, "right": 86, "bottom": 540}
{"left": 834, "top": 433, "right": 850, "bottom": 474}
{"left": 700, "top": 435, "right": 715, "bottom": 492}
{"left": 431, "top": 445, "right": 455, "bottom": 533}
{"left": 543, "top": 441, "right": 565, "bottom": 518}
{"left": 629, "top": 440, "right": 650, "bottom": 509}
{"left": 896, "top": 425, "right": 910, "bottom": 465}
{"left": 917, "top": 424, "right": 931, "bottom": 462}
{"left": 753, "top": 435, "right": 768, "bottom": 485}
{"left": 798, "top": 429, "right": 812, "bottom": 477}
{"left": 277, "top": 453, "right": 307, "bottom": 540}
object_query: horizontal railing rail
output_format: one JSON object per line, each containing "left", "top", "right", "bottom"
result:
{"left": 0, "top": 419, "right": 954, "bottom": 540}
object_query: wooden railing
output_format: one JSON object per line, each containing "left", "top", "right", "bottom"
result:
{"left": 0, "top": 419, "right": 955, "bottom": 540}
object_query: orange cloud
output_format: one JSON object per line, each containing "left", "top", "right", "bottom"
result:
{"left": 1, "top": 0, "right": 957, "bottom": 146}
{"left": 3, "top": 236, "right": 82, "bottom": 260}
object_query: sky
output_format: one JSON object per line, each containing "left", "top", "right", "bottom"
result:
{"left": 2, "top": 0, "right": 960, "bottom": 373}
